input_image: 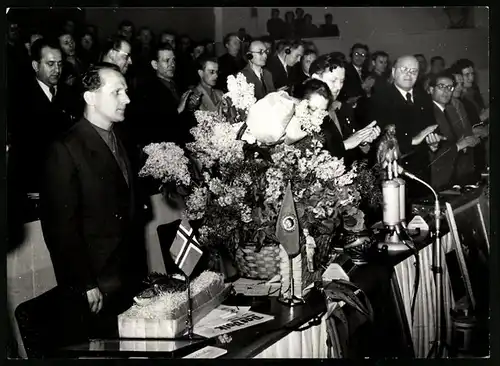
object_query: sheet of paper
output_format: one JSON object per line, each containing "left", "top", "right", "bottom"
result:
{"left": 183, "top": 346, "right": 228, "bottom": 358}
{"left": 194, "top": 310, "right": 274, "bottom": 338}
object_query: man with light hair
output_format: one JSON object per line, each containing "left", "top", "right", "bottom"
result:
{"left": 240, "top": 39, "right": 276, "bottom": 100}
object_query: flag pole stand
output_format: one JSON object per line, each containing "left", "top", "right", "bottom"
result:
{"left": 278, "top": 257, "right": 305, "bottom": 306}
{"left": 184, "top": 274, "right": 206, "bottom": 340}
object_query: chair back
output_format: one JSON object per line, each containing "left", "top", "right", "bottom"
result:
{"left": 15, "top": 286, "right": 89, "bottom": 358}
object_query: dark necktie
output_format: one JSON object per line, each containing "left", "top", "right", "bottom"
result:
{"left": 405, "top": 92, "right": 413, "bottom": 105}
{"left": 49, "top": 86, "right": 56, "bottom": 101}
{"left": 260, "top": 72, "right": 268, "bottom": 96}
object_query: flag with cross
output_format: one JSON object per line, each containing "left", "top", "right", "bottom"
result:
{"left": 169, "top": 219, "right": 204, "bottom": 277}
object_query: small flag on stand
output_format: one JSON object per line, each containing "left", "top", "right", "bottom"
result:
{"left": 276, "top": 181, "right": 300, "bottom": 257}
{"left": 169, "top": 219, "right": 204, "bottom": 277}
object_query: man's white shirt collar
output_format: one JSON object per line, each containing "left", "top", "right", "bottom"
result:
{"left": 394, "top": 84, "right": 413, "bottom": 102}
{"left": 433, "top": 100, "right": 446, "bottom": 112}
{"left": 37, "top": 79, "right": 56, "bottom": 101}
{"left": 278, "top": 54, "right": 288, "bottom": 74}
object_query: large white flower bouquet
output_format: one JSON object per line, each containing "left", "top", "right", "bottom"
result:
{"left": 139, "top": 73, "right": 369, "bottom": 278}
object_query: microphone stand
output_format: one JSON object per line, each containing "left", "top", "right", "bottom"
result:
{"left": 398, "top": 168, "right": 449, "bottom": 358}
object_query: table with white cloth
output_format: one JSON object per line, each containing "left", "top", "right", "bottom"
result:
{"left": 8, "top": 192, "right": 472, "bottom": 359}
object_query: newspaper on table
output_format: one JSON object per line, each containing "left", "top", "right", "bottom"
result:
{"left": 192, "top": 304, "right": 274, "bottom": 338}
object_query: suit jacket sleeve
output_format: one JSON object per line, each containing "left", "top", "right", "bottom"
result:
{"left": 429, "top": 141, "right": 459, "bottom": 189}
{"left": 40, "top": 141, "right": 97, "bottom": 291}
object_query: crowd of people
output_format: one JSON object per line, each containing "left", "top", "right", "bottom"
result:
{"left": 6, "top": 13, "right": 489, "bottom": 350}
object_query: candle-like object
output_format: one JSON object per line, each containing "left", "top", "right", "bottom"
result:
{"left": 382, "top": 180, "right": 401, "bottom": 226}
{"left": 394, "top": 177, "right": 406, "bottom": 222}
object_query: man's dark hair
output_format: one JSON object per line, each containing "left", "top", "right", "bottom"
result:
{"left": 280, "top": 39, "right": 304, "bottom": 52}
{"left": 223, "top": 32, "right": 239, "bottom": 47}
{"left": 371, "top": 51, "right": 389, "bottom": 62}
{"left": 451, "top": 58, "right": 475, "bottom": 72}
{"left": 414, "top": 53, "right": 426, "bottom": 59}
{"left": 309, "top": 52, "right": 346, "bottom": 76}
{"left": 102, "top": 35, "right": 129, "bottom": 60}
{"left": 153, "top": 42, "right": 175, "bottom": 61}
{"left": 81, "top": 62, "right": 121, "bottom": 94}
{"left": 428, "top": 70, "right": 456, "bottom": 88}
{"left": 431, "top": 56, "right": 445, "bottom": 65}
{"left": 325, "top": 13, "right": 333, "bottom": 19}
{"left": 303, "top": 49, "right": 317, "bottom": 58}
{"left": 30, "top": 38, "right": 62, "bottom": 62}
{"left": 118, "top": 20, "right": 134, "bottom": 30}
{"left": 350, "top": 43, "right": 369, "bottom": 56}
{"left": 197, "top": 55, "right": 218, "bottom": 71}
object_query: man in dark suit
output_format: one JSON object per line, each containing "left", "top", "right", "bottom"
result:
{"left": 240, "top": 39, "right": 276, "bottom": 101}
{"left": 338, "top": 44, "right": 372, "bottom": 104}
{"left": 290, "top": 48, "right": 317, "bottom": 86}
{"left": 129, "top": 43, "right": 199, "bottom": 149}
{"left": 309, "top": 53, "right": 380, "bottom": 166}
{"left": 9, "top": 38, "right": 80, "bottom": 196}
{"left": 40, "top": 63, "right": 148, "bottom": 338}
{"left": 216, "top": 32, "right": 246, "bottom": 92}
{"left": 368, "top": 55, "right": 445, "bottom": 197}
{"left": 427, "top": 72, "right": 480, "bottom": 189}
{"left": 265, "top": 39, "right": 304, "bottom": 90}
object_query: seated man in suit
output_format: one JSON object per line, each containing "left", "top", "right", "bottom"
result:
{"left": 309, "top": 53, "right": 380, "bottom": 165}
{"left": 265, "top": 39, "right": 304, "bottom": 90}
{"left": 368, "top": 55, "right": 446, "bottom": 198}
{"left": 193, "top": 55, "right": 224, "bottom": 112}
{"left": 428, "top": 72, "right": 480, "bottom": 189}
{"left": 40, "top": 63, "right": 148, "bottom": 338}
{"left": 239, "top": 39, "right": 276, "bottom": 101}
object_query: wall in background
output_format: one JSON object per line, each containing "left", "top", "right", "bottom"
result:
{"left": 220, "top": 7, "right": 455, "bottom": 40}
{"left": 84, "top": 7, "right": 215, "bottom": 42}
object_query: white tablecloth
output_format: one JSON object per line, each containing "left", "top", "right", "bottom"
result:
{"left": 394, "top": 233, "right": 455, "bottom": 358}
{"left": 254, "top": 312, "right": 330, "bottom": 358}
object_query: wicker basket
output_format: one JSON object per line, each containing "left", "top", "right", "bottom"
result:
{"left": 235, "top": 245, "right": 281, "bottom": 280}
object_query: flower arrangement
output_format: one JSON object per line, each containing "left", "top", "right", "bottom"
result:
{"left": 139, "top": 72, "right": 370, "bottom": 274}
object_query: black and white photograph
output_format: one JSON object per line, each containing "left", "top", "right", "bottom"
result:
{"left": 5, "top": 6, "right": 490, "bottom": 359}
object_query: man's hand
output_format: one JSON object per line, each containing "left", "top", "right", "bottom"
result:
{"left": 479, "top": 107, "right": 489, "bottom": 122}
{"left": 177, "top": 90, "right": 192, "bottom": 114}
{"left": 346, "top": 96, "right": 361, "bottom": 105}
{"left": 332, "top": 100, "right": 342, "bottom": 111}
{"left": 425, "top": 132, "right": 447, "bottom": 152}
{"left": 412, "top": 125, "right": 438, "bottom": 146}
{"left": 86, "top": 287, "right": 103, "bottom": 314}
{"left": 456, "top": 135, "right": 480, "bottom": 152}
{"left": 473, "top": 124, "right": 488, "bottom": 139}
{"left": 186, "top": 90, "right": 202, "bottom": 111}
{"left": 344, "top": 121, "right": 379, "bottom": 150}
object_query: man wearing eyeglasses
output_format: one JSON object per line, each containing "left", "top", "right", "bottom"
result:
{"left": 368, "top": 55, "right": 444, "bottom": 198}
{"left": 428, "top": 72, "right": 480, "bottom": 189}
{"left": 240, "top": 40, "right": 276, "bottom": 101}
{"left": 102, "top": 37, "right": 133, "bottom": 75}
{"left": 338, "top": 43, "right": 374, "bottom": 106}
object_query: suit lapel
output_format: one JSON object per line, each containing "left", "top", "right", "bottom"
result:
{"left": 433, "top": 104, "right": 455, "bottom": 141}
